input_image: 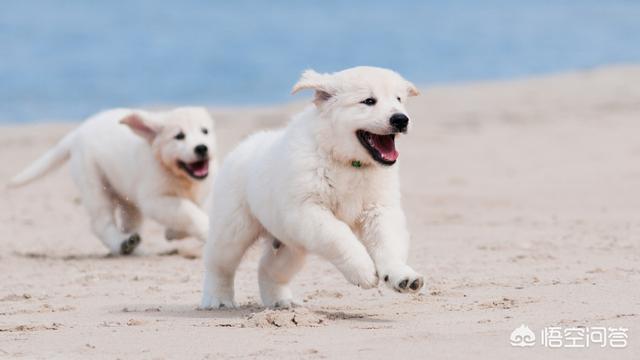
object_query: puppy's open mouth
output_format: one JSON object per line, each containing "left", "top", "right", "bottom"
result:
{"left": 178, "top": 159, "right": 210, "bottom": 180}
{"left": 356, "top": 130, "right": 398, "bottom": 165}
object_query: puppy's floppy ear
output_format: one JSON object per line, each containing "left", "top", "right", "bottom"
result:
{"left": 406, "top": 81, "right": 420, "bottom": 97}
{"left": 291, "top": 69, "right": 334, "bottom": 106}
{"left": 120, "top": 113, "right": 162, "bottom": 142}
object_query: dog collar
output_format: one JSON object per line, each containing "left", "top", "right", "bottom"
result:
{"left": 351, "top": 160, "right": 362, "bottom": 168}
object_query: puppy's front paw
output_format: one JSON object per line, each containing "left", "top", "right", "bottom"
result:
{"left": 200, "top": 271, "right": 235, "bottom": 309}
{"left": 199, "top": 294, "right": 236, "bottom": 310}
{"left": 259, "top": 280, "right": 297, "bottom": 309}
{"left": 120, "top": 233, "right": 141, "bottom": 255}
{"left": 271, "top": 298, "right": 299, "bottom": 309}
{"left": 338, "top": 254, "right": 379, "bottom": 289}
{"left": 383, "top": 265, "right": 424, "bottom": 293}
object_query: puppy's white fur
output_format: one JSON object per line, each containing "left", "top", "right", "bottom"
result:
{"left": 201, "top": 67, "right": 423, "bottom": 308}
{"left": 10, "top": 107, "right": 216, "bottom": 255}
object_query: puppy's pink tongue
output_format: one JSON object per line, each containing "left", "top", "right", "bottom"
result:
{"left": 190, "top": 161, "right": 209, "bottom": 177}
{"left": 372, "top": 134, "right": 398, "bottom": 161}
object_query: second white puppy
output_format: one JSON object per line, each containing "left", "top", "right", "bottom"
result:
{"left": 10, "top": 107, "right": 216, "bottom": 255}
{"left": 202, "top": 66, "right": 423, "bottom": 308}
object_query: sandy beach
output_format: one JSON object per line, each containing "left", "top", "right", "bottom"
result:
{"left": 1, "top": 66, "right": 639, "bottom": 359}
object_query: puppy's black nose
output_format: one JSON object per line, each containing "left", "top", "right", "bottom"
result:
{"left": 194, "top": 144, "right": 208, "bottom": 157}
{"left": 390, "top": 113, "right": 409, "bottom": 132}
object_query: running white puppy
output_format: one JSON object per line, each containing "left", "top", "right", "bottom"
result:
{"left": 10, "top": 107, "right": 216, "bottom": 255}
{"left": 201, "top": 66, "right": 423, "bottom": 309}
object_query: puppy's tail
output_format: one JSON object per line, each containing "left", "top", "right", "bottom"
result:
{"left": 8, "top": 130, "right": 76, "bottom": 188}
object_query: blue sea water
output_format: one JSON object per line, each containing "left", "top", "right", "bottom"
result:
{"left": 1, "top": 0, "right": 640, "bottom": 122}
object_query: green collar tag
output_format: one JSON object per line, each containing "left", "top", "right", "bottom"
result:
{"left": 351, "top": 160, "right": 362, "bottom": 168}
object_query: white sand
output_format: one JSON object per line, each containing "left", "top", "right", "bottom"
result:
{"left": 1, "top": 66, "right": 639, "bottom": 359}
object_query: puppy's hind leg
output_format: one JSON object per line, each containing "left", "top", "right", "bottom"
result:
{"left": 115, "top": 198, "right": 143, "bottom": 234}
{"left": 201, "top": 207, "right": 260, "bottom": 309}
{"left": 77, "top": 178, "right": 140, "bottom": 255}
{"left": 258, "top": 238, "right": 306, "bottom": 308}
{"left": 86, "top": 194, "right": 141, "bottom": 255}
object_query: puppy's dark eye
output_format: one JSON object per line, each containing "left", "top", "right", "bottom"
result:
{"left": 174, "top": 132, "right": 185, "bottom": 140}
{"left": 202, "top": 128, "right": 208, "bottom": 135}
{"left": 397, "top": 97, "right": 402, "bottom": 102}
{"left": 361, "top": 98, "right": 377, "bottom": 106}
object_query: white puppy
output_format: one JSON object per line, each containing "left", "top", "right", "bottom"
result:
{"left": 10, "top": 107, "right": 216, "bottom": 255}
{"left": 201, "top": 66, "right": 423, "bottom": 309}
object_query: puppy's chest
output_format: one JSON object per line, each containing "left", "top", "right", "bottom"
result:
{"left": 163, "top": 178, "right": 204, "bottom": 204}
{"left": 317, "top": 167, "right": 376, "bottom": 226}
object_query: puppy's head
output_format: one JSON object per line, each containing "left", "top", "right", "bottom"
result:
{"left": 121, "top": 107, "right": 216, "bottom": 181}
{"left": 292, "top": 66, "right": 419, "bottom": 167}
